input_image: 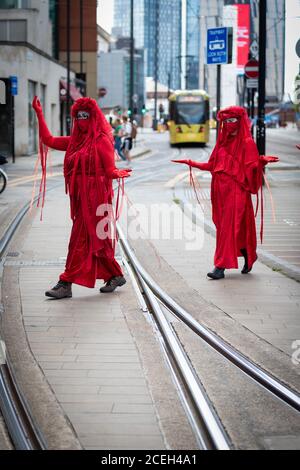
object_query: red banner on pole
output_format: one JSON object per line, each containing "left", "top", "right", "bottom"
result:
{"left": 237, "top": 4, "right": 250, "bottom": 67}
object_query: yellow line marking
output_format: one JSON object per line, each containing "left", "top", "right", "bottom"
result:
{"left": 165, "top": 171, "right": 190, "bottom": 189}
{"left": 8, "top": 171, "right": 63, "bottom": 187}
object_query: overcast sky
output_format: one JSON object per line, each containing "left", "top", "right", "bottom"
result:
{"left": 97, "top": 0, "right": 115, "bottom": 34}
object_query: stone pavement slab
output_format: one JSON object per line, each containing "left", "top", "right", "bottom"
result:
{"left": 2, "top": 184, "right": 198, "bottom": 450}
{"left": 11, "top": 191, "right": 166, "bottom": 450}
{"left": 126, "top": 174, "right": 300, "bottom": 359}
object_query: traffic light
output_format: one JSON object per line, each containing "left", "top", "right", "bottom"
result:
{"left": 142, "top": 104, "right": 146, "bottom": 115}
{"left": 127, "top": 109, "right": 132, "bottom": 116}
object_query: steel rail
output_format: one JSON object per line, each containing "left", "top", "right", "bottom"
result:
{"left": 0, "top": 194, "right": 56, "bottom": 449}
{"left": 117, "top": 223, "right": 300, "bottom": 413}
{"left": 135, "top": 273, "right": 231, "bottom": 450}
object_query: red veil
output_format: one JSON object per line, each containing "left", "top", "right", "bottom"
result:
{"left": 32, "top": 98, "right": 122, "bottom": 255}
{"left": 208, "top": 106, "right": 262, "bottom": 194}
{"left": 189, "top": 106, "right": 266, "bottom": 243}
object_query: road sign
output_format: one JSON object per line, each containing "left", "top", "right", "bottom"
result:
{"left": 10, "top": 76, "right": 18, "bottom": 96}
{"left": 246, "top": 78, "right": 258, "bottom": 89}
{"left": 296, "top": 39, "right": 300, "bottom": 59}
{"left": 244, "top": 59, "right": 259, "bottom": 79}
{"left": 250, "top": 39, "right": 259, "bottom": 58}
{"left": 207, "top": 27, "right": 232, "bottom": 65}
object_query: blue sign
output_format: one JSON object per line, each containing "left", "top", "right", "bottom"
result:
{"left": 207, "top": 28, "right": 229, "bottom": 65}
{"left": 10, "top": 76, "right": 18, "bottom": 96}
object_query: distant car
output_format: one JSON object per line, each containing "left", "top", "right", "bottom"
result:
{"left": 252, "top": 114, "right": 279, "bottom": 128}
{"left": 265, "top": 114, "right": 279, "bottom": 128}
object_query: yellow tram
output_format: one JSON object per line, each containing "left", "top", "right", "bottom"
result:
{"left": 168, "top": 90, "right": 210, "bottom": 145}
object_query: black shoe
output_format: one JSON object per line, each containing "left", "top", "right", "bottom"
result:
{"left": 240, "top": 249, "right": 252, "bottom": 274}
{"left": 100, "top": 276, "right": 126, "bottom": 293}
{"left": 207, "top": 267, "right": 225, "bottom": 280}
{"left": 241, "top": 265, "right": 252, "bottom": 274}
{"left": 45, "top": 280, "right": 72, "bottom": 299}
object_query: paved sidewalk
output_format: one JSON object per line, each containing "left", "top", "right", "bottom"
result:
{"left": 126, "top": 176, "right": 300, "bottom": 359}
{"left": 6, "top": 189, "right": 165, "bottom": 450}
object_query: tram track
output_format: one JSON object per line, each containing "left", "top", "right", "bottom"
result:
{"left": 0, "top": 151, "right": 299, "bottom": 450}
{"left": 0, "top": 196, "right": 51, "bottom": 449}
{"left": 117, "top": 155, "right": 300, "bottom": 448}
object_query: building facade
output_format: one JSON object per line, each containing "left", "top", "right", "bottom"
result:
{"left": 97, "top": 25, "right": 112, "bottom": 54}
{"left": 0, "top": 0, "right": 75, "bottom": 156}
{"left": 97, "top": 47, "right": 145, "bottom": 114}
{"left": 199, "top": 0, "right": 285, "bottom": 110}
{"left": 57, "top": 0, "right": 98, "bottom": 99}
{"left": 186, "top": 0, "right": 200, "bottom": 89}
{"left": 113, "top": 0, "right": 182, "bottom": 90}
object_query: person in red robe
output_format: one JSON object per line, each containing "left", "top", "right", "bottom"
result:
{"left": 32, "top": 96, "right": 131, "bottom": 298}
{"left": 172, "top": 106, "right": 279, "bottom": 279}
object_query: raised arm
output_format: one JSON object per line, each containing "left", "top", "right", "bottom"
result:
{"left": 32, "top": 97, "right": 70, "bottom": 151}
{"left": 171, "top": 159, "right": 212, "bottom": 171}
{"left": 97, "top": 134, "right": 132, "bottom": 179}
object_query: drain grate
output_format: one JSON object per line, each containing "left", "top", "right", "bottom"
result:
{"left": 7, "top": 252, "right": 20, "bottom": 257}
{"left": 4, "top": 259, "right": 66, "bottom": 267}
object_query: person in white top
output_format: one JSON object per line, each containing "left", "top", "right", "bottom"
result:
{"left": 121, "top": 116, "right": 133, "bottom": 163}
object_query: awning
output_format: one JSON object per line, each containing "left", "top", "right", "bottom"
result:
{"left": 60, "top": 80, "right": 82, "bottom": 101}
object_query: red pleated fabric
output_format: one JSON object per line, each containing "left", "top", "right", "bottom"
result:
{"left": 189, "top": 106, "right": 266, "bottom": 270}
{"left": 33, "top": 97, "right": 124, "bottom": 287}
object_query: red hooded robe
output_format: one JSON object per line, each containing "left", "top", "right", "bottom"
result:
{"left": 33, "top": 97, "right": 129, "bottom": 288}
{"left": 179, "top": 106, "right": 265, "bottom": 270}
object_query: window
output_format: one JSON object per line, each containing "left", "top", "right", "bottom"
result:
{"left": 0, "top": 21, "right": 8, "bottom": 40}
{"left": 0, "top": 0, "right": 30, "bottom": 8}
{"left": 0, "top": 19, "right": 27, "bottom": 41}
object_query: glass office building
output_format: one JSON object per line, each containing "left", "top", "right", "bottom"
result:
{"left": 199, "top": 0, "right": 285, "bottom": 107}
{"left": 114, "top": 0, "right": 182, "bottom": 89}
{"left": 186, "top": 0, "right": 200, "bottom": 89}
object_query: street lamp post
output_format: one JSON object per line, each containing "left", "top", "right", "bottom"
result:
{"left": 153, "top": 0, "right": 159, "bottom": 130}
{"left": 66, "top": 0, "right": 71, "bottom": 135}
{"left": 257, "top": 0, "right": 267, "bottom": 156}
{"left": 130, "top": 0, "right": 134, "bottom": 118}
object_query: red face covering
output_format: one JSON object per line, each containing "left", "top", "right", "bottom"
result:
{"left": 64, "top": 98, "right": 114, "bottom": 197}
{"left": 75, "top": 110, "right": 90, "bottom": 134}
{"left": 223, "top": 120, "right": 239, "bottom": 135}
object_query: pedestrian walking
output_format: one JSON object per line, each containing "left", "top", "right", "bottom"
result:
{"left": 113, "top": 118, "right": 126, "bottom": 161}
{"left": 32, "top": 96, "right": 131, "bottom": 298}
{"left": 172, "top": 106, "right": 279, "bottom": 280}
{"left": 121, "top": 116, "right": 133, "bottom": 164}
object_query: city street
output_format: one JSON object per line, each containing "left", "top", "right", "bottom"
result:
{"left": 0, "top": 127, "right": 300, "bottom": 450}
{"left": 1, "top": 0, "right": 300, "bottom": 459}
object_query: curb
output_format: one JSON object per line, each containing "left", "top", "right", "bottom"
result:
{"left": 176, "top": 194, "right": 300, "bottom": 283}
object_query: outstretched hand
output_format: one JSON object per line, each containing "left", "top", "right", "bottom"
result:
{"left": 171, "top": 159, "right": 191, "bottom": 165}
{"left": 32, "top": 96, "right": 43, "bottom": 115}
{"left": 261, "top": 155, "right": 279, "bottom": 164}
{"left": 117, "top": 168, "right": 132, "bottom": 178}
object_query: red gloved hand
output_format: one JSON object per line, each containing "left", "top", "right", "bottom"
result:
{"left": 171, "top": 159, "right": 191, "bottom": 165}
{"left": 32, "top": 96, "right": 43, "bottom": 115}
{"left": 115, "top": 168, "right": 132, "bottom": 179}
{"left": 261, "top": 155, "right": 279, "bottom": 165}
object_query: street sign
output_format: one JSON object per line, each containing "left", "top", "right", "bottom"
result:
{"left": 250, "top": 39, "right": 259, "bottom": 58}
{"left": 10, "top": 76, "right": 18, "bottom": 96}
{"left": 244, "top": 59, "right": 259, "bottom": 79}
{"left": 296, "top": 39, "right": 300, "bottom": 59}
{"left": 246, "top": 78, "right": 258, "bottom": 89}
{"left": 207, "top": 27, "right": 232, "bottom": 65}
